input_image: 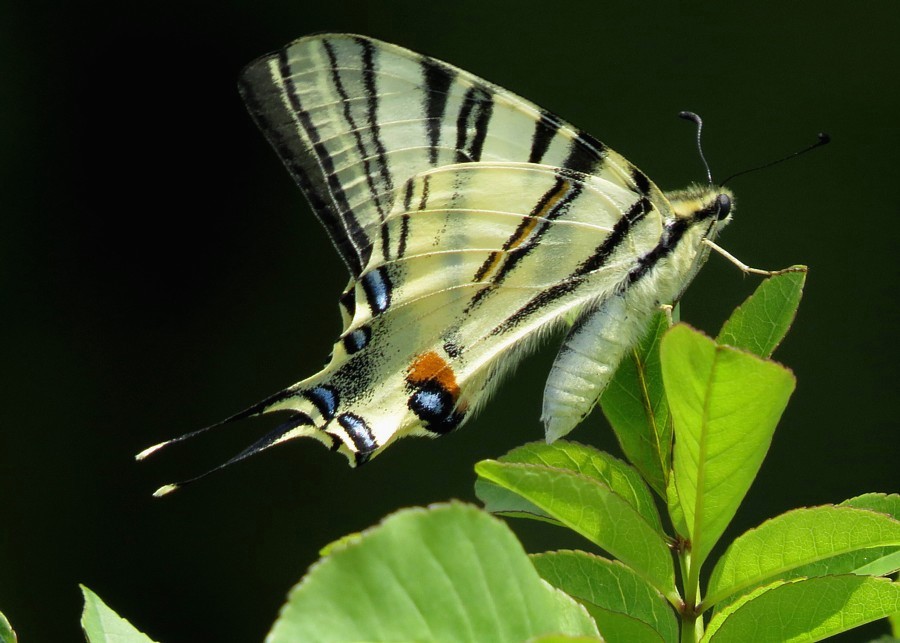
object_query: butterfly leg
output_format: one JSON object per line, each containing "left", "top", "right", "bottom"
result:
{"left": 703, "top": 239, "right": 806, "bottom": 276}
{"left": 658, "top": 303, "right": 675, "bottom": 327}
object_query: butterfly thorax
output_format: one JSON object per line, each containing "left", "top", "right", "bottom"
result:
{"left": 647, "top": 184, "right": 734, "bottom": 304}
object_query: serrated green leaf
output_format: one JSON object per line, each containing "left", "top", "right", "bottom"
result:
{"left": 703, "top": 576, "right": 900, "bottom": 642}
{"left": 0, "top": 611, "right": 16, "bottom": 643}
{"left": 706, "top": 505, "right": 900, "bottom": 607}
{"left": 80, "top": 586, "right": 157, "bottom": 643}
{"left": 662, "top": 324, "right": 795, "bottom": 568}
{"left": 317, "top": 531, "right": 363, "bottom": 557}
{"left": 716, "top": 269, "right": 806, "bottom": 358}
{"left": 267, "top": 503, "right": 599, "bottom": 642}
{"left": 475, "top": 461, "right": 677, "bottom": 601}
{"left": 841, "top": 494, "right": 900, "bottom": 520}
{"left": 601, "top": 312, "right": 672, "bottom": 496}
{"left": 532, "top": 551, "right": 678, "bottom": 643}
{"left": 833, "top": 495, "right": 900, "bottom": 577}
{"left": 475, "top": 474, "right": 564, "bottom": 525}
{"left": 476, "top": 442, "right": 663, "bottom": 535}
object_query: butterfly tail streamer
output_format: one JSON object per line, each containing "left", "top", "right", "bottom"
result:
{"left": 138, "top": 380, "right": 371, "bottom": 497}
{"left": 147, "top": 414, "right": 319, "bottom": 497}
{"left": 134, "top": 383, "right": 313, "bottom": 462}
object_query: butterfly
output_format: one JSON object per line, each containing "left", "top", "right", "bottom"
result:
{"left": 139, "top": 33, "right": 744, "bottom": 495}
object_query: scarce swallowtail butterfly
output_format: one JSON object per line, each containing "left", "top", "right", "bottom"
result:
{"left": 140, "top": 33, "right": 780, "bottom": 495}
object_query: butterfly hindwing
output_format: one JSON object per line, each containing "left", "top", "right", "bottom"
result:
{"left": 254, "top": 162, "right": 669, "bottom": 463}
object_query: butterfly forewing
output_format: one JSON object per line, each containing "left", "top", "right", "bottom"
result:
{"left": 239, "top": 34, "right": 660, "bottom": 278}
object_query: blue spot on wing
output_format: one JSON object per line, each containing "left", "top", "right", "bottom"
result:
{"left": 342, "top": 327, "right": 371, "bottom": 354}
{"left": 337, "top": 412, "right": 377, "bottom": 453}
{"left": 412, "top": 389, "right": 447, "bottom": 416}
{"left": 361, "top": 267, "right": 392, "bottom": 314}
{"left": 305, "top": 385, "right": 339, "bottom": 419}
{"left": 409, "top": 383, "right": 464, "bottom": 435}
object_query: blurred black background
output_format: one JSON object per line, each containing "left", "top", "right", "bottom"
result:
{"left": 3, "top": 1, "right": 898, "bottom": 641}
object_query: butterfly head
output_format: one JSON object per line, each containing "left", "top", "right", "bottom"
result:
{"left": 666, "top": 184, "right": 735, "bottom": 232}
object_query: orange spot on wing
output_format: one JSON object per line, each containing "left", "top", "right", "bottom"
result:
{"left": 407, "top": 351, "right": 460, "bottom": 398}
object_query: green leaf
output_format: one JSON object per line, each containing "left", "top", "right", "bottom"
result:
{"left": 716, "top": 269, "right": 806, "bottom": 358}
{"left": 601, "top": 312, "right": 672, "bottom": 496}
{"left": 662, "top": 324, "right": 795, "bottom": 568}
{"left": 703, "top": 576, "right": 900, "bottom": 642}
{"left": 0, "top": 611, "right": 16, "bottom": 643}
{"left": 706, "top": 505, "right": 900, "bottom": 607}
{"left": 317, "top": 531, "right": 363, "bottom": 557}
{"left": 841, "top": 493, "right": 900, "bottom": 520}
{"left": 267, "top": 503, "right": 599, "bottom": 642}
{"left": 834, "top": 495, "right": 900, "bottom": 577}
{"left": 80, "top": 586, "right": 157, "bottom": 643}
{"left": 665, "top": 476, "right": 688, "bottom": 539}
{"left": 475, "top": 441, "right": 663, "bottom": 535}
{"left": 475, "top": 460, "right": 678, "bottom": 601}
{"left": 532, "top": 551, "right": 678, "bottom": 643}
{"left": 527, "top": 636, "right": 603, "bottom": 642}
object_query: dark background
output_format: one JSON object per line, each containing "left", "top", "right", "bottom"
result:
{"left": 3, "top": 1, "right": 898, "bottom": 641}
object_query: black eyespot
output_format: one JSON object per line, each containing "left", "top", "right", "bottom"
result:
{"left": 716, "top": 193, "right": 732, "bottom": 220}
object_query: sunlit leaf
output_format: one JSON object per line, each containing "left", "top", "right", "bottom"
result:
{"left": 703, "top": 576, "right": 900, "bottom": 642}
{"left": 532, "top": 551, "right": 677, "bottom": 643}
{"left": 706, "top": 505, "right": 900, "bottom": 607}
{"left": 475, "top": 441, "right": 662, "bottom": 535}
{"left": 0, "top": 611, "right": 16, "bottom": 643}
{"left": 267, "top": 503, "right": 599, "bottom": 642}
{"left": 717, "top": 269, "right": 806, "bottom": 358}
{"left": 81, "top": 586, "right": 157, "bottom": 643}
{"left": 601, "top": 312, "right": 672, "bottom": 495}
{"left": 662, "top": 325, "right": 795, "bottom": 568}
{"left": 475, "top": 460, "right": 677, "bottom": 601}
{"left": 840, "top": 493, "right": 900, "bottom": 520}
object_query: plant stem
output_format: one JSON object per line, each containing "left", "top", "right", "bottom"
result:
{"left": 679, "top": 548, "right": 704, "bottom": 641}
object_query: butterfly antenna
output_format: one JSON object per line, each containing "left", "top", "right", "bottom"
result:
{"left": 678, "top": 111, "right": 714, "bottom": 185}
{"left": 721, "top": 132, "right": 831, "bottom": 186}
{"left": 148, "top": 415, "right": 312, "bottom": 497}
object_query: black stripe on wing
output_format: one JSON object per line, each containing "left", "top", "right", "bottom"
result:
{"left": 466, "top": 173, "right": 584, "bottom": 311}
{"left": 490, "top": 195, "right": 654, "bottom": 335}
{"left": 239, "top": 52, "right": 369, "bottom": 276}
{"left": 421, "top": 58, "right": 454, "bottom": 166}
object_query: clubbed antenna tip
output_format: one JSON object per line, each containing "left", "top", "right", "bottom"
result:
{"left": 152, "top": 484, "right": 180, "bottom": 498}
{"left": 135, "top": 441, "right": 169, "bottom": 461}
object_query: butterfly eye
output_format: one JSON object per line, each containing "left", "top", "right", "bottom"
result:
{"left": 716, "top": 193, "right": 732, "bottom": 220}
